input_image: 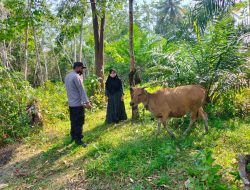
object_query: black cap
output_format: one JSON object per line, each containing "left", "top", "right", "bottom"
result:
{"left": 73, "top": 62, "right": 87, "bottom": 69}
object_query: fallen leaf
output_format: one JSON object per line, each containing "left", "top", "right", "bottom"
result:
{"left": 129, "top": 177, "right": 134, "bottom": 183}
{"left": 176, "top": 147, "right": 180, "bottom": 152}
{"left": 184, "top": 179, "right": 190, "bottom": 188}
{"left": 161, "top": 184, "right": 170, "bottom": 188}
{"left": 0, "top": 184, "right": 9, "bottom": 189}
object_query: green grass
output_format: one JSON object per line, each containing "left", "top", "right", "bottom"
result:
{"left": 1, "top": 85, "right": 249, "bottom": 190}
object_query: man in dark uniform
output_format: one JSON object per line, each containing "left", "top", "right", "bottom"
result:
{"left": 65, "top": 62, "right": 92, "bottom": 147}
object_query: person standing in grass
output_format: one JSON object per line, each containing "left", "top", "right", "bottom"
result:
{"left": 65, "top": 62, "right": 92, "bottom": 147}
{"left": 105, "top": 69, "right": 127, "bottom": 124}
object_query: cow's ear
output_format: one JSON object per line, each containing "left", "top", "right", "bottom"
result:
{"left": 130, "top": 87, "right": 134, "bottom": 91}
{"left": 142, "top": 86, "right": 148, "bottom": 90}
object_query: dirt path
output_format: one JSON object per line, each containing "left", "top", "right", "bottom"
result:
{"left": 0, "top": 144, "right": 19, "bottom": 189}
{"left": 0, "top": 141, "right": 87, "bottom": 189}
{"left": 0, "top": 144, "right": 18, "bottom": 167}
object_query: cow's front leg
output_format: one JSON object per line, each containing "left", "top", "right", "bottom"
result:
{"left": 163, "top": 121, "right": 176, "bottom": 139}
{"left": 157, "top": 119, "right": 161, "bottom": 135}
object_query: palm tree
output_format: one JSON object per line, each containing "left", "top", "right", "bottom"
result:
{"left": 159, "top": 0, "right": 183, "bottom": 21}
{"left": 154, "top": 0, "right": 184, "bottom": 38}
{"left": 190, "top": 0, "right": 236, "bottom": 34}
{"left": 129, "top": 0, "right": 140, "bottom": 120}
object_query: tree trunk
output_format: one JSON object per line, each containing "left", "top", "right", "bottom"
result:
{"left": 249, "top": 0, "right": 250, "bottom": 26}
{"left": 42, "top": 37, "right": 48, "bottom": 81}
{"left": 90, "top": 0, "right": 105, "bottom": 89}
{"left": 24, "top": 26, "right": 29, "bottom": 80}
{"left": 129, "top": 3, "right": 135, "bottom": 73}
{"left": 74, "top": 34, "right": 77, "bottom": 62}
{"left": 52, "top": 47, "right": 62, "bottom": 82}
{"left": 79, "top": 12, "right": 84, "bottom": 62}
{"left": 32, "top": 26, "right": 44, "bottom": 86}
{"left": 24, "top": 0, "right": 29, "bottom": 80}
{"left": 29, "top": 0, "right": 43, "bottom": 86}
{"left": 56, "top": 61, "right": 62, "bottom": 82}
{"left": 57, "top": 39, "right": 73, "bottom": 65}
{"left": 1, "top": 41, "right": 8, "bottom": 69}
{"left": 43, "top": 51, "right": 48, "bottom": 81}
{"left": 97, "top": 15, "right": 105, "bottom": 88}
{"left": 129, "top": 0, "right": 139, "bottom": 120}
{"left": 238, "top": 154, "right": 250, "bottom": 190}
{"left": 8, "top": 41, "right": 12, "bottom": 66}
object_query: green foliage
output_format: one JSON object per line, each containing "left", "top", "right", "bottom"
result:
{"left": 35, "top": 81, "right": 68, "bottom": 122}
{"left": 86, "top": 136, "right": 177, "bottom": 178}
{"left": 35, "top": 80, "right": 105, "bottom": 120}
{"left": 154, "top": 0, "right": 186, "bottom": 39}
{"left": 234, "top": 88, "right": 250, "bottom": 118}
{"left": 84, "top": 75, "right": 102, "bottom": 97}
{"left": 1, "top": 82, "right": 249, "bottom": 189}
{"left": 206, "top": 88, "right": 250, "bottom": 119}
{"left": 105, "top": 24, "right": 167, "bottom": 84}
{"left": 189, "top": 0, "right": 235, "bottom": 34}
{"left": 247, "top": 163, "right": 250, "bottom": 172}
{"left": 149, "top": 15, "right": 247, "bottom": 97}
{"left": 186, "top": 150, "right": 228, "bottom": 190}
{"left": 0, "top": 0, "right": 26, "bottom": 42}
{"left": 84, "top": 75, "right": 105, "bottom": 110}
{"left": 0, "top": 67, "right": 34, "bottom": 145}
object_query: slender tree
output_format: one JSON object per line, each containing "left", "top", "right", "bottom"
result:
{"left": 90, "top": 0, "right": 105, "bottom": 89}
{"left": 79, "top": 12, "right": 85, "bottom": 62}
{"left": 129, "top": 0, "right": 140, "bottom": 120}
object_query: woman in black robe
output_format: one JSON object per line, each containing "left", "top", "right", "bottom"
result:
{"left": 105, "top": 69, "right": 127, "bottom": 124}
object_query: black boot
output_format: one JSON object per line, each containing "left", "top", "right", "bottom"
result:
{"left": 75, "top": 140, "right": 87, "bottom": 147}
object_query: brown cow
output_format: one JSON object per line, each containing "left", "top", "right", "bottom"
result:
{"left": 130, "top": 85, "right": 208, "bottom": 138}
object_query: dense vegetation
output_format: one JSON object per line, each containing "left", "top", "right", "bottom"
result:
{"left": 0, "top": 0, "right": 249, "bottom": 189}
{"left": 0, "top": 83, "right": 249, "bottom": 189}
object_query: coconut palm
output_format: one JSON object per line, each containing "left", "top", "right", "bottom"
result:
{"left": 190, "top": 0, "right": 236, "bottom": 34}
{"left": 154, "top": 0, "right": 185, "bottom": 39}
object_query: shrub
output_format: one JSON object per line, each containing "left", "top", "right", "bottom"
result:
{"left": 35, "top": 81, "right": 68, "bottom": 122}
{"left": 0, "top": 67, "right": 34, "bottom": 145}
{"left": 207, "top": 88, "right": 250, "bottom": 119}
{"left": 84, "top": 75, "right": 102, "bottom": 97}
{"left": 84, "top": 75, "right": 105, "bottom": 110}
{"left": 234, "top": 88, "right": 250, "bottom": 118}
{"left": 186, "top": 150, "right": 228, "bottom": 189}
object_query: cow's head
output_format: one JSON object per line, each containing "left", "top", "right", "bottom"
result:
{"left": 130, "top": 87, "right": 147, "bottom": 106}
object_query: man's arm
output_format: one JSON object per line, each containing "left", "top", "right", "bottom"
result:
{"left": 73, "top": 75, "right": 89, "bottom": 105}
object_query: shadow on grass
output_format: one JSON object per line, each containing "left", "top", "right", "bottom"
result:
{"left": 0, "top": 136, "right": 81, "bottom": 187}
{"left": 74, "top": 117, "right": 247, "bottom": 189}
{"left": 84, "top": 119, "right": 131, "bottom": 143}
{"left": 0, "top": 120, "right": 130, "bottom": 188}
{"left": 72, "top": 131, "right": 193, "bottom": 189}
{"left": 0, "top": 144, "right": 19, "bottom": 168}
{"left": 1, "top": 116, "right": 245, "bottom": 189}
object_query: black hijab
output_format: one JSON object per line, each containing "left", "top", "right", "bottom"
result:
{"left": 105, "top": 69, "right": 122, "bottom": 94}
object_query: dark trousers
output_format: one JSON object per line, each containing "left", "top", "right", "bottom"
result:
{"left": 69, "top": 106, "right": 85, "bottom": 141}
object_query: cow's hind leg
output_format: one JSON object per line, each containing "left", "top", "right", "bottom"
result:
{"left": 198, "top": 107, "right": 208, "bottom": 133}
{"left": 157, "top": 119, "right": 161, "bottom": 135}
{"left": 162, "top": 121, "right": 176, "bottom": 139}
{"left": 183, "top": 110, "right": 198, "bottom": 136}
